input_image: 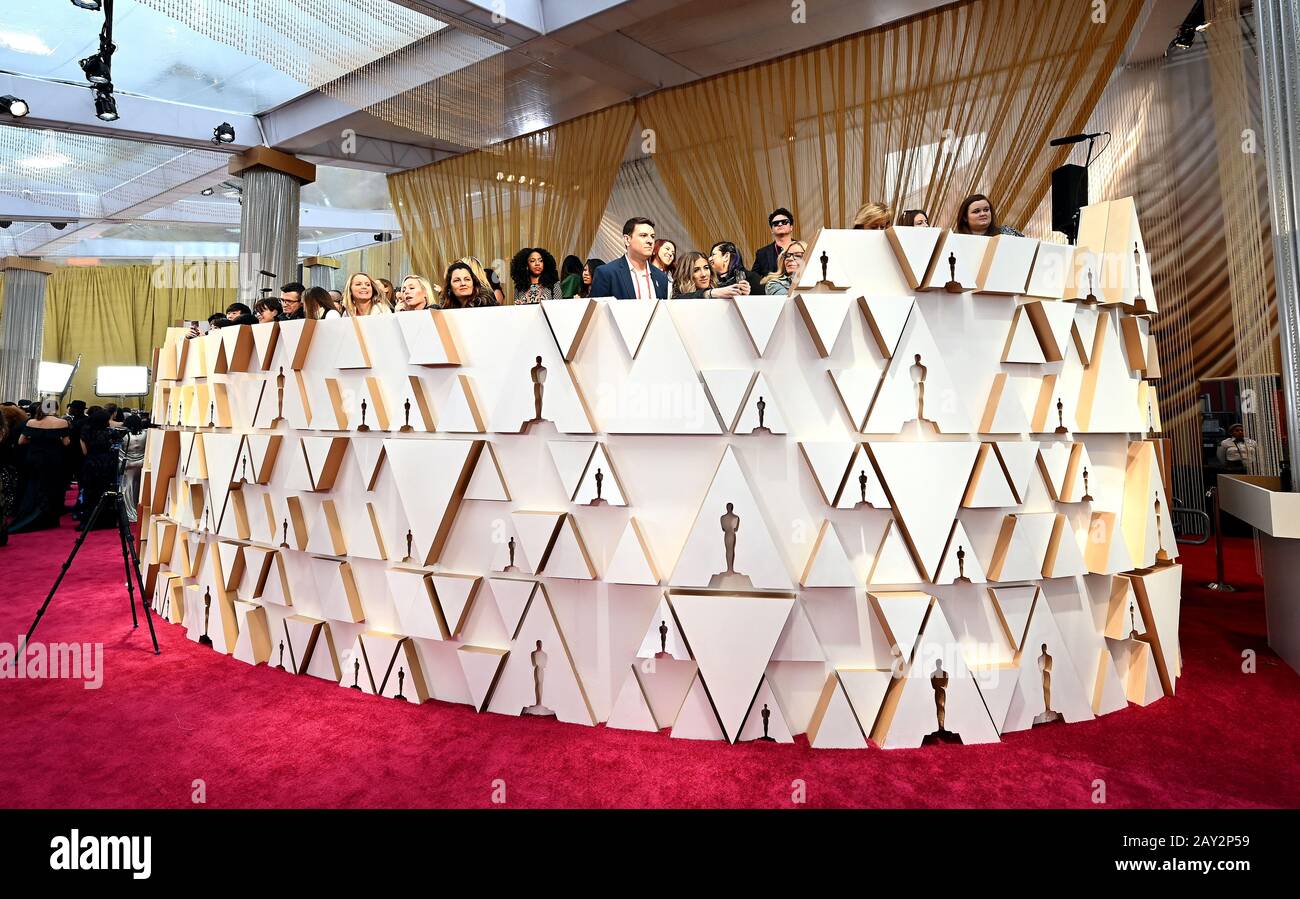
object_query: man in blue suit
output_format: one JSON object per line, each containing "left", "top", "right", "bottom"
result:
{"left": 591, "top": 217, "right": 670, "bottom": 300}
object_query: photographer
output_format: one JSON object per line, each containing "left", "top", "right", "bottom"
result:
{"left": 78, "top": 408, "right": 120, "bottom": 530}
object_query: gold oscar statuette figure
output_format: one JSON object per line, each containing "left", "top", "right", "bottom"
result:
{"left": 944, "top": 251, "right": 962, "bottom": 293}
{"left": 395, "top": 666, "right": 407, "bottom": 702}
{"left": 756, "top": 703, "right": 776, "bottom": 742}
{"left": 400, "top": 397, "right": 414, "bottom": 432}
{"left": 522, "top": 356, "right": 548, "bottom": 432}
{"left": 1132, "top": 242, "right": 1149, "bottom": 313}
{"left": 751, "top": 395, "right": 772, "bottom": 435}
{"left": 908, "top": 354, "right": 936, "bottom": 433}
{"left": 709, "top": 502, "right": 754, "bottom": 590}
{"left": 856, "top": 469, "right": 870, "bottom": 508}
{"left": 956, "top": 545, "right": 970, "bottom": 583}
{"left": 403, "top": 529, "right": 414, "bottom": 563}
{"left": 207, "top": 400, "right": 215, "bottom": 428}
{"left": 521, "top": 640, "right": 555, "bottom": 717}
{"left": 503, "top": 535, "right": 519, "bottom": 573}
{"left": 272, "top": 366, "right": 286, "bottom": 426}
{"left": 357, "top": 398, "right": 370, "bottom": 432}
{"left": 351, "top": 656, "right": 363, "bottom": 690}
{"left": 657, "top": 619, "right": 669, "bottom": 658}
{"left": 1032, "top": 643, "right": 1063, "bottom": 725}
{"left": 1086, "top": 268, "right": 1098, "bottom": 304}
{"left": 1154, "top": 492, "right": 1173, "bottom": 564}
{"left": 199, "top": 587, "right": 214, "bottom": 647}
{"left": 277, "top": 639, "right": 287, "bottom": 671}
{"left": 1055, "top": 397, "right": 1069, "bottom": 435}
{"left": 1081, "top": 466, "right": 1094, "bottom": 502}
{"left": 280, "top": 518, "right": 290, "bottom": 549}
{"left": 588, "top": 467, "right": 607, "bottom": 506}
{"left": 923, "top": 659, "right": 961, "bottom": 744}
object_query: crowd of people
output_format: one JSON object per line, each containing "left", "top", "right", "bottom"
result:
{"left": 188, "top": 193, "right": 1021, "bottom": 319}
{"left": 0, "top": 398, "right": 150, "bottom": 546}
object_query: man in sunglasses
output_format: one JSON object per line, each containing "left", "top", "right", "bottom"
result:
{"left": 751, "top": 208, "right": 796, "bottom": 279}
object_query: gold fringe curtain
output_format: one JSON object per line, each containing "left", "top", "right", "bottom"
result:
{"left": 0, "top": 262, "right": 238, "bottom": 405}
{"left": 388, "top": 103, "right": 636, "bottom": 292}
{"left": 635, "top": 0, "right": 1141, "bottom": 260}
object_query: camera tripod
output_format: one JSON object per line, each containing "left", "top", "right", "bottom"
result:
{"left": 23, "top": 459, "right": 160, "bottom": 655}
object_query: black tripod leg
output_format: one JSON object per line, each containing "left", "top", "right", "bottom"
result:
{"left": 117, "top": 495, "right": 161, "bottom": 655}
{"left": 114, "top": 496, "right": 140, "bottom": 630}
{"left": 23, "top": 491, "right": 113, "bottom": 647}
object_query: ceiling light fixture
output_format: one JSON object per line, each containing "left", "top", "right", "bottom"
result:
{"left": 200, "top": 186, "right": 215, "bottom": 196}
{"left": 0, "top": 95, "right": 29, "bottom": 117}
{"left": 71, "top": 0, "right": 104, "bottom": 10}
{"left": 93, "top": 86, "right": 118, "bottom": 122}
{"left": 0, "top": 221, "right": 11, "bottom": 229}
{"left": 79, "top": 50, "right": 113, "bottom": 84}
{"left": 51, "top": 222, "right": 69, "bottom": 230}
{"left": 212, "top": 122, "right": 235, "bottom": 144}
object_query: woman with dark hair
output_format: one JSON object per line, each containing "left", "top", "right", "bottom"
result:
{"left": 442, "top": 262, "right": 498, "bottom": 309}
{"left": 253, "top": 297, "right": 282, "bottom": 323}
{"left": 708, "top": 241, "right": 753, "bottom": 295}
{"left": 652, "top": 239, "right": 677, "bottom": 279}
{"left": 119, "top": 413, "right": 148, "bottom": 523}
{"left": 897, "top": 209, "right": 929, "bottom": 227}
{"left": 510, "top": 248, "right": 562, "bottom": 303}
{"left": 78, "top": 409, "right": 119, "bottom": 530}
{"left": 572, "top": 258, "right": 605, "bottom": 299}
{"left": 303, "top": 286, "right": 343, "bottom": 320}
{"left": 954, "top": 194, "right": 1024, "bottom": 237}
{"left": 559, "top": 255, "right": 585, "bottom": 298}
{"left": 11, "top": 402, "right": 71, "bottom": 533}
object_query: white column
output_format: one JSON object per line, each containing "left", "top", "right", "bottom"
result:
{"left": 229, "top": 147, "right": 316, "bottom": 303}
{"left": 0, "top": 257, "right": 55, "bottom": 401}
{"left": 303, "top": 256, "right": 341, "bottom": 291}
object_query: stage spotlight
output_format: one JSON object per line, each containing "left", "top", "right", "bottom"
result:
{"left": 51, "top": 222, "right": 69, "bottom": 231}
{"left": 80, "top": 51, "right": 112, "bottom": 85}
{"left": 212, "top": 122, "right": 235, "bottom": 144}
{"left": 0, "top": 221, "right": 11, "bottom": 229}
{"left": 200, "top": 186, "right": 215, "bottom": 196}
{"left": 0, "top": 95, "right": 29, "bottom": 117}
{"left": 71, "top": 0, "right": 103, "bottom": 9}
{"left": 93, "top": 88, "right": 118, "bottom": 122}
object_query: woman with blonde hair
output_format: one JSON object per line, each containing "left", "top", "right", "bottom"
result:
{"left": 760, "top": 240, "right": 807, "bottom": 295}
{"left": 397, "top": 275, "right": 439, "bottom": 311}
{"left": 851, "top": 202, "right": 891, "bottom": 230}
{"left": 343, "top": 272, "right": 391, "bottom": 316}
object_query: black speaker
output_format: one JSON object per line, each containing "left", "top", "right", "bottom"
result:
{"left": 1051, "top": 164, "right": 1088, "bottom": 242}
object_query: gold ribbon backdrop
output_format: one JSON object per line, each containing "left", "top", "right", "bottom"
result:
{"left": 635, "top": 0, "right": 1143, "bottom": 259}
{"left": 389, "top": 103, "right": 636, "bottom": 291}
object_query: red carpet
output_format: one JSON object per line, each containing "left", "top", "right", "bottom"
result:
{"left": 2, "top": 511, "right": 1297, "bottom": 809}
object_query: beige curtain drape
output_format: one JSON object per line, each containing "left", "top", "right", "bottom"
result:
{"left": 635, "top": 0, "right": 1142, "bottom": 260}
{"left": 388, "top": 103, "right": 636, "bottom": 293}
{"left": 0, "top": 262, "right": 238, "bottom": 405}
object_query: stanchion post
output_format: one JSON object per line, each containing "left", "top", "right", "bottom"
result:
{"left": 1206, "top": 485, "right": 1236, "bottom": 592}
